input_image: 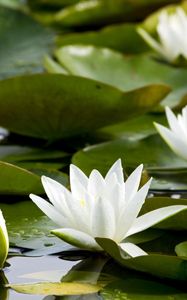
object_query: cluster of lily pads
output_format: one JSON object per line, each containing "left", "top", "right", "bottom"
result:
{"left": 1, "top": 0, "right": 187, "bottom": 297}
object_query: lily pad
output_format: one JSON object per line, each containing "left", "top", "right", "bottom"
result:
{"left": 56, "top": 23, "right": 149, "bottom": 54}
{"left": 0, "top": 160, "right": 68, "bottom": 195}
{"left": 54, "top": 0, "right": 180, "bottom": 28}
{"left": 0, "top": 161, "right": 43, "bottom": 195}
{"left": 97, "top": 113, "right": 167, "bottom": 140}
{"left": 0, "top": 201, "right": 70, "bottom": 253}
{"left": 72, "top": 134, "right": 187, "bottom": 190}
{"left": 96, "top": 238, "right": 187, "bottom": 280}
{"left": 54, "top": 45, "right": 187, "bottom": 109}
{"left": 0, "top": 6, "right": 54, "bottom": 79}
{"left": 8, "top": 282, "right": 101, "bottom": 295}
{"left": 72, "top": 134, "right": 187, "bottom": 175}
{"left": 0, "top": 74, "right": 169, "bottom": 140}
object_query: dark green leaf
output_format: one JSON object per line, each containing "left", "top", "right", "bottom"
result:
{"left": 0, "top": 74, "right": 169, "bottom": 140}
{"left": 96, "top": 238, "right": 187, "bottom": 280}
{"left": 57, "top": 23, "right": 148, "bottom": 54}
{"left": 54, "top": 0, "right": 180, "bottom": 28}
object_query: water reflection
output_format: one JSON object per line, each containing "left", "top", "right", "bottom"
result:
{"left": 1, "top": 252, "right": 187, "bottom": 299}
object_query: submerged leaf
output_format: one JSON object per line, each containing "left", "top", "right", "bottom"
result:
{"left": 8, "top": 282, "right": 101, "bottom": 295}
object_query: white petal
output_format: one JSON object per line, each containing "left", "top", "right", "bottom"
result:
{"left": 154, "top": 122, "right": 187, "bottom": 160}
{"left": 41, "top": 176, "right": 67, "bottom": 212}
{"left": 51, "top": 228, "right": 101, "bottom": 251}
{"left": 165, "top": 106, "right": 183, "bottom": 136}
{"left": 88, "top": 170, "right": 105, "bottom": 198}
{"left": 127, "top": 205, "right": 187, "bottom": 237}
{"left": 119, "top": 242, "right": 147, "bottom": 258}
{"left": 91, "top": 197, "right": 116, "bottom": 239}
{"left": 29, "top": 194, "right": 66, "bottom": 227}
{"left": 157, "top": 12, "right": 179, "bottom": 60}
{"left": 137, "top": 28, "right": 166, "bottom": 58}
{"left": 61, "top": 190, "right": 92, "bottom": 234}
{"left": 115, "top": 178, "right": 152, "bottom": 242}
{"left": 70, "top": 164, "right": 88, "bottom": 198}
{"left": 125, "top": 164, "right": 143, "bottom": 204}
{"left": 105, "top": 159, "right": 124, "bottom": 184}
{"left": 104, "top": 179, "right": 125, "bottom": 217}
{"left": 41, "top": 176, "right": 77, "bottom": 226}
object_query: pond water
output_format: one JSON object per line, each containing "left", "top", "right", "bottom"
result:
{"left": 3, "top": 255, "right": 78, "bottom": 300}
{"left": 1, "top": 252, "right": 187, "bottom": 299}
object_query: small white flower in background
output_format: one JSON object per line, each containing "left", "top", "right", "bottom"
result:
{"left": 30, "top": 160, "right": 187, "bottom": 258}
{"left": 155, "top": 106, "right": 187, "bottom": 160}
{"left": 0, "top": 210, "right": 9, "bottom": 268}
{"left": 138, "top": 8, "right": 187, "bottom": 62}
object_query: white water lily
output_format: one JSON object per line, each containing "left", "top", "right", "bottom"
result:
{"left": 30, "top": 160, "right": 187, "bottom": 258}
{"left": 0, "top": 210, "right": 9, "bottom": 268}
{"left": 138, "top": 8, "right": 187, "bottom": 62}
{"left": 155, "top": 106, "right": 187, "bottom": 160}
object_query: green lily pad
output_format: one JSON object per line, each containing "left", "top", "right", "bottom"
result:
{"left": 97, "top": 113, "right": 167, "bottom": 140}
{"left": 0, "top": 74, "right": 169, "bottom": 140}
{"left": 54, "top": 45, "right": 187, "bottom": 109}
{"left": 72, "top": 134, "right": 187, "bottom": 175}
{"left": 54, "top": 0, "right": 180, "bottom": 28}
{"left": 72, "top": 134, "right": 187, "bottom": 190}
{"left": 0, "top": 145, "right": 68, "bottom": 163}
{"left": 101, "top": 278, "right": 187, "bottom": 300}
{"left": 0, "top": 201, "right": 70, "bottom": 253}
{"left": 175, "top": 242, "right": 187, "bottom": 258}
{"left": 96, "top": 238, "right": 187, "bottom": 280}
{"left": 0, "top": 6, "right": 54, "bottom": 79}
{"left": 8, "top": 282, "right": 101, "bottom": 295}
{"left": 0, "top": 160, "right": 68, "bottom": 195}
{"left": 57, "top": 23, "right": 148, "bottom": 54}
{"left": 0, "top": 161, "right": 43, "bottom": 195}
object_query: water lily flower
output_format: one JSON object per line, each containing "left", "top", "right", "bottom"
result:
{"left": 138, "top": 8, "right": 187, "bottom": 62}
{"left": 30, "top": 160, "right": 187, "bottom": 258}
{"left": 155, "top": 106, "right": 187, "bottom": 160}
{"left": 0, "top": 210, "right": 9, "bottom": 268}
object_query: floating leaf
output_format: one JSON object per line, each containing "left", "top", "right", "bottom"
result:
{"left": 98, "top": 113, "right": 167, "bottom": 140}
{"left": 8, "top": 282, "right": 101, "bottom": 295}
{"left": 0, "top": 6, "right": 54, "bottom": 79}
{"left": 96, "top": 238, "right": 187, "bottom": 280}
{"left": 0, "top": 201, "right": 70, "bottom": 253}
{"left": 54, "top": 0, "right": 181, "bottom": 28}
{"left": 72, "top": 134, "right": 187, "bottom": 175}
{"left": 55, "top": 45, "right": 187, "bottom": 109}
{"left": 0, "top": 74, "right": 169, "bottom": 140}
{"left": 0, "top": 161, "right": 43, "bottom": 195}
{"left": 57, "top": 23, "right": 148, "bottom": 54}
